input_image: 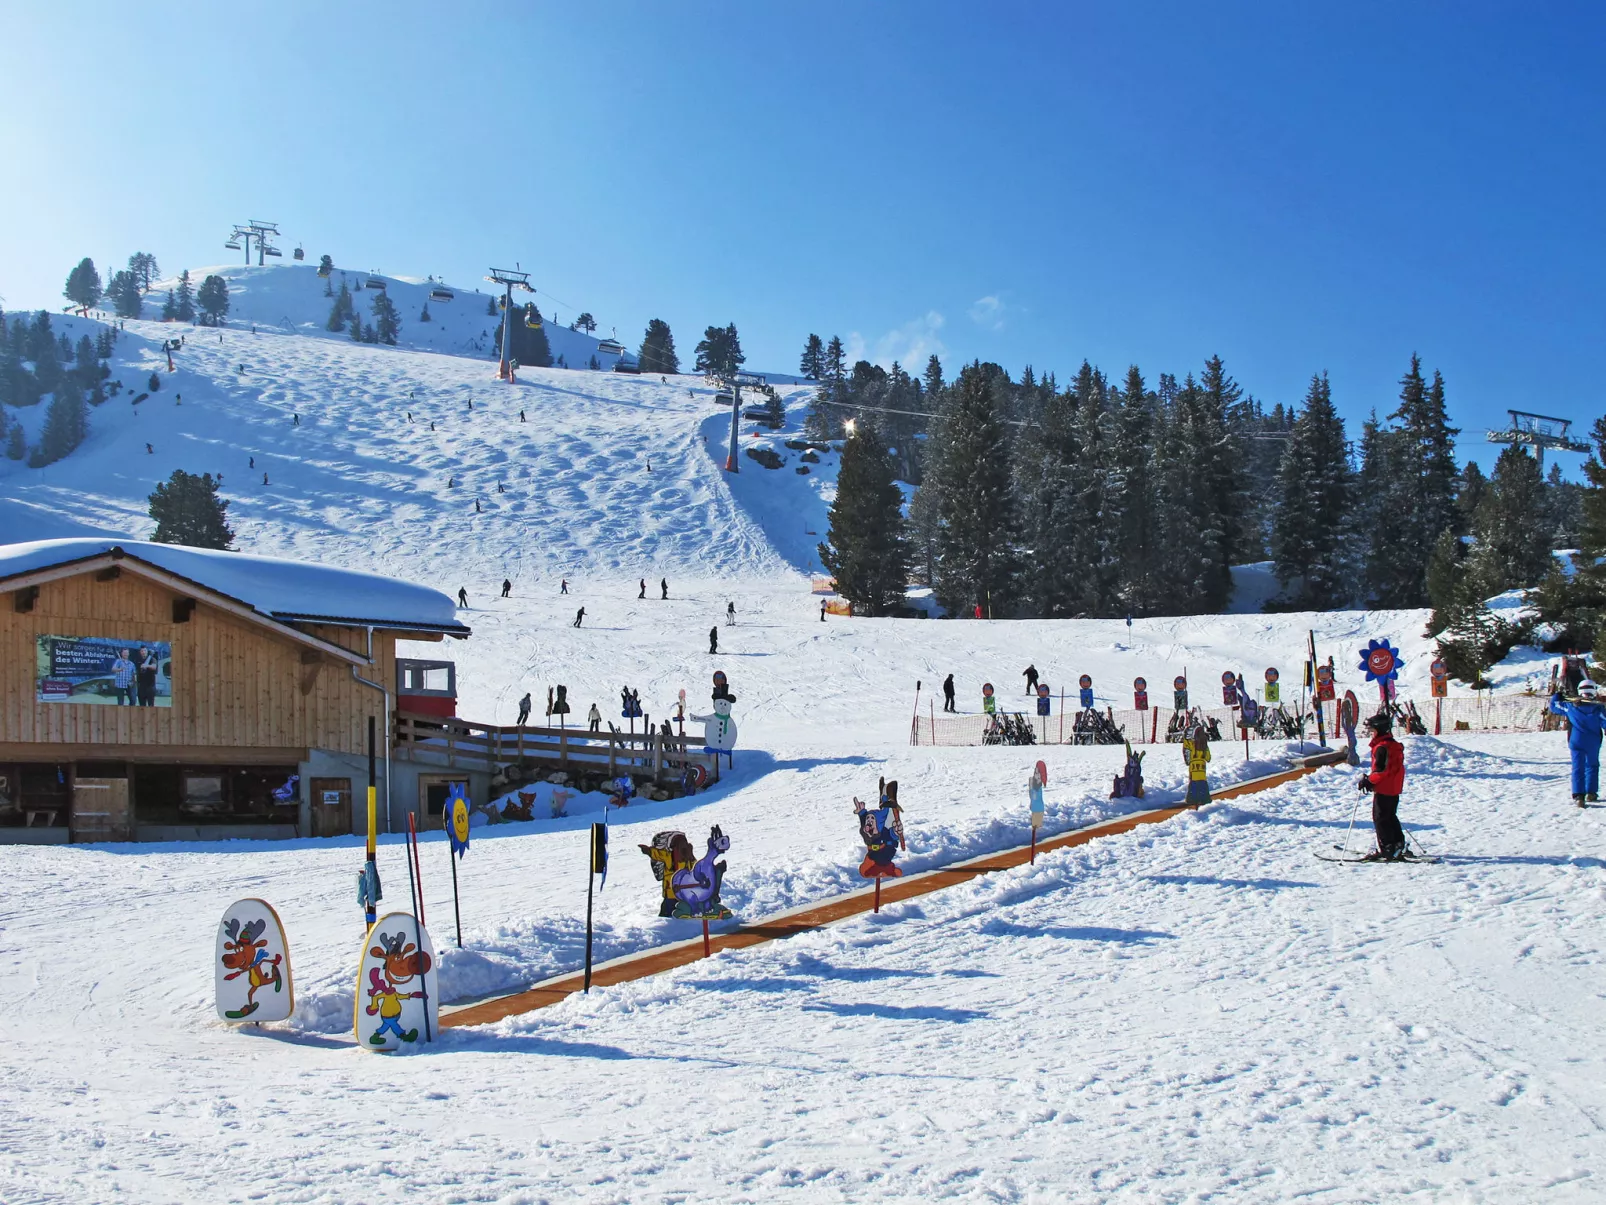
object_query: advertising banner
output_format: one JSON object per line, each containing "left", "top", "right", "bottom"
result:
{"left": 36, "top": 635, "right": 172, "bottom": 706}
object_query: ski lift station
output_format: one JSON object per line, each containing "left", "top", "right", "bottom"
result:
{"left": 0, "top": 540, "right": 474, "bottom": 844}
{"left": 1485, "top": 409, "right": 1591, "bottom": 469}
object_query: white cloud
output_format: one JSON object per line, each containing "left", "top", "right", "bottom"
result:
{"left": 844, "top": 311, "right": 947, "bottom": 371}
{"left": 968, "top": 294, "right": 1006, "bottom": 331}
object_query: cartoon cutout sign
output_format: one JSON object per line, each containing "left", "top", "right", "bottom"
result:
{"left": 354, "top": 915, "right": 437, "bottom": 1050}
{"left": 641, "top": 831, "right": 698, "bottom": 917}
{"left": 1029, "top": 761, "right": 1046, "bottom": 831}
{"left": 1078, "top": 674, "right": 1094, "bottom": 710}
{"left": 981, "top": 682, "right": 996, "bottom": 715}
{"left": 1430, "top": 657, "right": 1449, "bottom": 699}
{"left": 1173, "top": 675, "right": 1188, "bottom": 712}
{"left": 1134, "top": 676, "right": 1149, "bottom": 711}
{"left": 1264, "top": 666, "right": 1280, "bottom": 704}
{"left": 216, "top": 898, "right": 293, "bottom": 1022}
{"left": 1035, "top": 682, "right": 1052, "bottom": 716}
{"left": 1221, "top": 669, "right": 1238, "bottom": 706}
{"left": 692, "top": 696, "right": 738, "bottom": 758}
{"left": 669, "top": 825, "right": 732, "bottom": 920}
{"left": 1315, "top": 662, "right": 1335, "bottom": 701}
{"left": 854, "top": 779, "right": 906, "bottom": 879}
{"left": 444, "top": 783, "right": 471, "bottom": 858}
{"left": 1360, "top": 638, "right": 1404, "bottom": 703}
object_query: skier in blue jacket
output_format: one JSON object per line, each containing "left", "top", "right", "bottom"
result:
{"left": 1549, "top": 678, "right": 1605, "bottom": 806}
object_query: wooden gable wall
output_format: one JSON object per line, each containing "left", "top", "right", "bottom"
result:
{"left": 1, "top": 570, "right": 396, "bottom": 756}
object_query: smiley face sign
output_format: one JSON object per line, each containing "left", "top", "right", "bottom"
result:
{"left": 444, "top": 783, "right": 470, "bottom": 858}
{"left": 1359, "top": 639, "right": 1404, "bottom": 684}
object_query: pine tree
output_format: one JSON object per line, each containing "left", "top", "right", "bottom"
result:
{"left": 1386, "top": 356, "right": 1460, "bottom": 602}
{"left": 419, "top": 301, "right": 432, "bottom": 324}
{"left": 922, "top": 354, "right": 944, "bottom": 399}
{"left": 327, "top": 281, "right": 354, "bottom": 331}
{"left": 31, "top": 316, "right": 62, "bottom": 394}
{"left": 1455, "top": 461, "right": 1487, "bottom": 534}
{"left": 637, "top": 319, "right": 679, "bottom": 373}
{"left": 30, "top": 376, "right": 87, "bottom": 466}
{"left": 174, "top": 270, "right": 196, "bottom": 322}
{"left": 1356, "top": 412, "right": 1416, "bottom": 605}
{"left": 1062, "top": 362, "right": 1119, "bottom": 614}
{"left": 64, "top": 258, "right": 102, "bottom": 313}
{"left": 106, "top": 270, "right": 143, "bottom": 318}
{"left": 148, "top": 469, "right": 235, "bottom": 548}
{"left": 370, "top": 291, "right": 401, "bottom": 345}
{"left": 196, "top": 275, "right": 230, "bottom": 325}
{"left": 1544, "top": 461, "right": 1584, "bottom": 547}
{"left": 818, "top": 420, "right": 911, "bottom": 615}
{"left": 1016, "top": 378, "right": 1077, "bottom": 616}
{"left": 1111, "top": 364, "right": 1158, "bottom": 615}
{"left": 1148, "top": 374, "right": 1221, "bottom": 613}
{"left": 1198, "top": 355, "right": 1247, "bottom": 602}
{"left": 5, "top": 419, "right": 23, "bottom": 460}
{"left": 1270, "top": 372, "right": 1354, "bottom": 607}
{"left": 486, "top": 296, "right": 497, "bottom": 317}
{"left": 350, "top": 314, "right": 363, "bottom": 342}
{"left": 800, "top": 333, "right": 824, "bottom": 379}
{"left": 694, "top": 323, "right": 744, "bottom": 380}
{"left": 576, "top": 312, "right": 597, "bottom": 333}
{"left": 1468, "top": 445, "right": 1550, "bottom": 594}
{"left": 0, "top": 334, "right": 34, "bottom": 408}
{"left": 805, "top": 336, "right": 848, "bottom": 440}
{"left": 161, "top": 290, "right": 176, "bottom": 321}
{"left": 930, "top": 362, "right": 1019, "bottom": 616}
{"left": 128, "top": 252, "right": 159, "bottom": 294}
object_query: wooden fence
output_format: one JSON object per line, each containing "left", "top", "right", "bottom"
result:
{"left": 393, "top": 711, "right": 721, "bottom": 784}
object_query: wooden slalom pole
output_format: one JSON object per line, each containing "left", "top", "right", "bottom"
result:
{"left": 701, "top": 918, "right": 711, "bottom": 958}
{"left": 874, "top": 877, "right": 882, "bottom": 913}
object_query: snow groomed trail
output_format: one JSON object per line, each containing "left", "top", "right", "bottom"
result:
{"left": 443, "top": 753, "right": 1348, "bottom": 1028}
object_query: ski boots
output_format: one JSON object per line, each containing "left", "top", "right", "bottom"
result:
{"left": 1576, "top": 794, "right": 1588, "bottom": 808}
{"left": 1590, "top": 792, "right": 1600, "bottom": 803}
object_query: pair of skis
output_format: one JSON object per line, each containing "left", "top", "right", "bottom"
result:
{"left": 1315, "top": 844, "right": 1441, "bottom": 865}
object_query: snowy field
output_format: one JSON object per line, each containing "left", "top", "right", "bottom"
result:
{"left": 1, "top": 271, "right": 1596, "bottom": 1201}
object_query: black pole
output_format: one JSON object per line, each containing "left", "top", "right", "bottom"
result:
{"left": 449, "top": 847, "right": 462, "bottom": 948}
{"left": 584, "top": 857, "right": 595, "bottom": 993}
{"left": 365, "top": 716, "right": 377, "bottom": 928}
{"left": 1308, "top": 629, "right": 1327, "bottom": 748}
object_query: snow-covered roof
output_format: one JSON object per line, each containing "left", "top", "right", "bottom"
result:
{"left": 0, "top": 538, "right": 469, "bottom": 636}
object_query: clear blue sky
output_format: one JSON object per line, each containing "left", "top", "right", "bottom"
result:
{"left": 2, "top": 3, "right": 1601, "bottom": 470}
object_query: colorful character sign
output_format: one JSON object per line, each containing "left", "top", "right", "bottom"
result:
{"left": 711, "top": 670, "right": 733, "bottom": 704}
{"left": 1079, "top": 674, "right": 1094, "bottom": 710}
{"left": 1111, "top": 742, "right": 1145, "bottom": 799}
{"left": 621, "top": 686, "right": 643, "bottom": 719}
{"left": 1029, "top": 761, "right": 1046, "bottom": 831}
{"left": 1134, "top": 676, "right": 1149, "bottom": 711}
{"left": 1315, "top": 662, "right": 1335, "bottom": 701}
{"left": 444, "top": 783, "right": 471, "bottom": 858}
{"left": 1035, "top": 682, "right": 1051, "bottom": 716}
{"left": 1430, "top": 657, "right": 1449, "bottom": 699}
{"left": 1341, "top": 689, "right": 1361, "bottom": 766}
{"left": 641, "top": 830, "right": 699, "bottom": 917}
{"left": 1182, "top": 725, "right": 1212, "bottom": 805}
{"left": 854, "top": 784, "right": 905, "bottom": 879}
{"left": 691, "top": 696, "right": 738, "bottom": 755}
{"left": 215, "top": 899, "right": 293, "bottom": 1022}
{"left": 1173, "top": 675, "right": 1188, "bottom": 712}
{"left": 1264, "top": 666, "right": 1280, "bottom": 704}
{"left": 353, "top": 916, "right": 437, "bottom": 1050}
{"left": 1236, "top": 675, "right": 1259, "bottom": 726}
{"left": 669, "top": 825, "right": 732, "bottom": 920}
{"left": 981, "top": 682, "right": 996, "bottom": 715}
{"left": 1221, "top": 670, "right": 1238, "bottom": 707}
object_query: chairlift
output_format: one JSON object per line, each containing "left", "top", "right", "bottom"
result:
{"left": 366, "top": 276, "right": 386, "bottom": 290}
{"left": 523, "top": 306, "right": 542, "bottom": 329}
{"left": 612, "top": 360, "right": 641, "bottom": 374}
{"left": 597, "top": 338, "right": 625, "bottom": 356}
{"left": 715, "top": 391, "right": 734, "bottom": 405}
{"left": 293, "top": 244, "right": 305, "bottom": 261}
{"left": 429, "top": 287, "right": 455, "bottom": 303}
{"left": 224, "top": 240, "right": 242, "bottom": 251}
{"left": 264, "top": 246, "right": 283, "bottom": 257}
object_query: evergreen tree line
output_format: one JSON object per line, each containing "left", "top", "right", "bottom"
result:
{"left": 158, "top": 268, "right": 230, "bottom": 325}
{"left": 326, "top": 277, "right": 401, "bottom": 345}
{"left": 0, "top": 308, "right": 116, "bottom": 467}
{"left": 812, "top": 338, "right": 1580, "bottom": 629}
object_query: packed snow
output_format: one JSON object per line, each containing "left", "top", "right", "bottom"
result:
{"left": 0, "top": 272, "right": 1595, "bottom": 1202}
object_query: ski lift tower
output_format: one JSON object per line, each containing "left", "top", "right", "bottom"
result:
{"left": 226, "top": 220, "right": 281, "bottom": 266}
{"left": 724, "top": 371, "right": 768, "bottom": 472}
{"left": 1485, "top": 410, "right": 1590, "bottom": 472}
{"left": 484, "top": 266, "right": 533, "bottom": 382}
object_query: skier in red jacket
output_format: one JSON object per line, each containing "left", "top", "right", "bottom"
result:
{"left": 1355, "top": 712, "right": 1408, "bottom": 860}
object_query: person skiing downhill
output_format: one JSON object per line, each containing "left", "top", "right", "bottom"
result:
{"left": 942, "top": 674, "right": 956, "bottom": 713}
{"left": 457, "top": 587, "right": 468, "bottom": 608}
{"left": 726, "top": 601, "right": 736, "bottom": 625}
{"left": 517, "top": 692, "right": 532, "bottom": 726}
{"left": 1356, "top": 712, "right": 1408, "bottom": 858}
{"left": 501, "top": 578, "right": 511, "bottom": 598}
{"left": 639, "top": 578, "right": 646, "bottom": 599}
{"left": 709, "top": 626, "right": 719, "bottom": 654}
{"left": 661, "top": 578, "right": 669, "bottom": 600}
{"left": 1549, "top": 678, "right": 1605, "bottom": 805}
{"left": 573, "top": 607, "right": 585, "bottom": 628}
{"left": 1023, "top": 664, "right": 1039, "bottom": 695}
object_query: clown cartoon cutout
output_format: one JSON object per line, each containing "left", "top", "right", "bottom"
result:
{"left": 215, "top": 899, "right": 294, "bottom": 1022}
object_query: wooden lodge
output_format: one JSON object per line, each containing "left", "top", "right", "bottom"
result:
{"left": 0, "top": 539, "right": 470, "bottom": 843}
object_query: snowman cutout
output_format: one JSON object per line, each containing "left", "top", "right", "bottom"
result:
{"left": 692, "top": 696, "right": 738, "bottom": 766}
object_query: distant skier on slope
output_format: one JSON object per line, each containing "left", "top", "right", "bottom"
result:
{"left": 661, "top": 578, "right": 669, "bottom": 600}
{"left": 639, "top": 579, "right": 646, "bottom": 599}
{"left": 943, "top": 674, "right": 956, "bottom": 712}
{"left": 709, "top": 626, "right": 719, "bottom": 655}
{"left": 501, "top": 579, "right": 511, "bottom": 598}
{"left": 1023, "top": 664, "right": 1039, "bottom": 695}
{"left": 1355, "top": 713, "right": 1408, "bottom": 858}
{"left": 726, "top": 601, "right": 735, "bottom": 625}
{"left": 517, "top": 692, "right": 532, "bottom": 726}
{"left": 1549, "top": 678, "right": 1605, "bottom": 806}
{"left": 457, "top": 587, "right": 468, "bottom": 608}
{"left": 573, "top": 607, "right": 585, "bottom": 628}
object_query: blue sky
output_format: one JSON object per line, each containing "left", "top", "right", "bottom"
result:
{"left": 2, "top": 3, "right": 1601, "bottom": 470}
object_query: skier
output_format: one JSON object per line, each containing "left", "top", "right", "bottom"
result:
{"left": 145, "top": 443, "right": 153, "bottom": 454}
{"left": 457, "top": 587, "right": 468, "bottom": 608}
{"left": 820, "top": 599, "right": 828, "bottom": 622}
{"left": 474, "top": 499, "right": 481, "bottom": 514}
{"left": 943, "top": 674, "right": 956, "bottom": 713}
{"left": 1023, "top": 664, "right": 1039, "bottom": 695}
{"left": 588, "top": 703, "right": 602, "bottom": 733}
{"left": 573, "top": 607, "right": 585, "bottom": 628}
{"left": 249, "top": 456, "right": 254, "bottom": 468}
{"left": 262, "top": 473, "right": 269, "bottom": 485}
{"left": 1356, "top": 712, "right": 1409, "bottom": 857}
{"left": 560, "top": 578, "right": 569, "bottom": 594}
{"left": 501, "top": 579, "right": 511, "bottom": 598}
{"left": 726, "top": 601, "right": 736, "bottom": 625}
{"left": 517, "top": 692, "right": 532, "bottom": 726}
{"left": 661, "top": 578, "right": 668, "bottom": 600}
{"left": 1182, "top": 724, "right": 1212, "bottom": 806}
{"left": 520, "top": 410, "right": 526, "bottom": 422}
{"left": 639, "top": 578, "right": 646, "bottom": 600}
{"left": 292, "top": 413, "right": 299, "bottom": 426}
{"left": 1549, "top": 679, "right": 1605, "bottom": 805}
{"left": 709, "top": 626, "right": 719, "bottom": 655}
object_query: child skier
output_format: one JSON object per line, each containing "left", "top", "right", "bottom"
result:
{"left": 1355, "top": 712, "right": 1408, "bottom": 858}
{"left": 1549, "top": 678, "right": 1605, "bottom": 805}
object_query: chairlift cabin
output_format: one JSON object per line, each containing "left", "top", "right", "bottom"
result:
{"left": 596, "top": 337, "right": 626, "bottom": 356}
{"left": 714, "top": 391, "right": 734, "bottom": 405}
{"left": 264, "top": 246, "right": 283, "bottom": 258}
{"left": 365, "top": 275, "right": 386, "bottom": 290}
{"left": 429, "top": 287, "right": 455, "bottom": 303}
{"left": 523, "top": 306, "right": 543, "bottom": 329}
{"left": 224, "top": 240, "right": 242, "bottom": 251}
{"left": 292, "top": 245, "right": 305, "bottom": 261}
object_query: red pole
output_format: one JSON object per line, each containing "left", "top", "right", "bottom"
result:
{"left": 701, "top": 918, "right": 710, "bottom": 958}
{"left": 407, "top": 812, "right": 426, "bottom": 926}
{"left": 1435, "top": 696, "right": 1442, "bottom": 736}
{"left": 874, "top": 877, "right": 881, "bottom": 913}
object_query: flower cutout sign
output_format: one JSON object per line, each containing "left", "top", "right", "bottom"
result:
{"left": 444, "top": 783, "right": 471, "bottom": 859}
{"left": 1359, "top": 639, "right": 1404, "bottom": 685}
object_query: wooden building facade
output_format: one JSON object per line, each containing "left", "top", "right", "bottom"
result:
{"left": 0, "top": 540, "right": 469, "bottom": 843}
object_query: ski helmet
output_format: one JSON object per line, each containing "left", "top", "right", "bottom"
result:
{"left": 1365, "top": 712, "right": 1393, "bottom": 734}
{"left": 1580, "top": 680, "right": 1600, "bottom": 700}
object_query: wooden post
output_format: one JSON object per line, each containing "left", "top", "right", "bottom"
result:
{"left": 608, "top": 731, "right": 617, "bottom": 777}
{"left": 1058, "top": 689, "right": 1065, "bottom": 744}
{"left": 560, "top": 726, "right": 568, "bottom": 771}
{"left": 701, "top": 918, "right": 711, "bottom": 958}
{"left": 653, "top": 726, "right": 664, "bottom": 784}
{"left": 874, "top": 877, "right": 882, "bottom": 913}
{"left": 1151, "top": 707, "right": 1159, "bottom": 743}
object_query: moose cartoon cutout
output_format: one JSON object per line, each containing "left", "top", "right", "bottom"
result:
{"left": 215, "top": 899, "right": 294, "bottom": 1022}
{"left": 353, "top": 915, "right": 438, "bottom": 1050}
{"left": 651, "top": 825, "right": 732, "bottom": 920}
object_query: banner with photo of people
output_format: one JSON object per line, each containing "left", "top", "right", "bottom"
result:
{"left": 35, "top": 635, "right": 173, "bottom": 707}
